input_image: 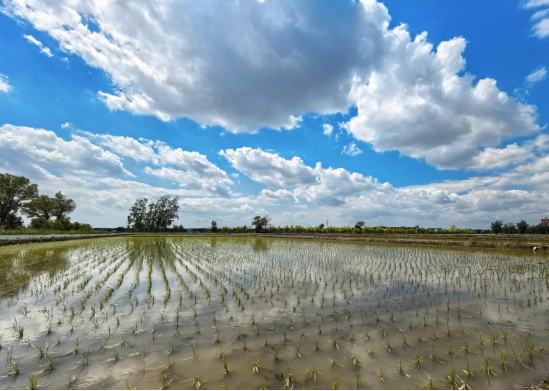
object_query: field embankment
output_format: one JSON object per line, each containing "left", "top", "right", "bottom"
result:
{"left": 0, "top": 233, "right": 130, "bottom": 246}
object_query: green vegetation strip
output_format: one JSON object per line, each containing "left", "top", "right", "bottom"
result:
{"left": 0, "top": 233, "right": 131, "bottom": 247}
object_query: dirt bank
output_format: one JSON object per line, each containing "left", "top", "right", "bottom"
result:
{"left": 0, "top": 234, "right": 130, "bottom": 247}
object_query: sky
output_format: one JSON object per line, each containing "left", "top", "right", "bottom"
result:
{"left": 0, "top": 0, "right": 548, "bottom": 229}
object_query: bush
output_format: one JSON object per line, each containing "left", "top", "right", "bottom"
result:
{"left": 30, "top": 217, "right": 51, "bottom": 230}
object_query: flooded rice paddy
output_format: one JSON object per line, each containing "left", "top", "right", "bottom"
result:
{"left": 1, "top": 236, "right": 549, "bottom": 390}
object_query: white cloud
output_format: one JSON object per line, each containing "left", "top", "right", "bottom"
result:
{"left": 343, "top": 27, "right": 541, "bottom": 170}
{"left": 0, "top": 124, "right": 132, "bottom": 177}
{"left": 524, "top": 0, "right": 549, "bottom": 8}
{"left": 80, "top": 132, "right": 233, "bottom": 196}
{"left": 526, "top": 66, "right": 547, "bottom": 83}
{"left": 4, "top": 0, "right": 543, "bottom": 173}
{"left": 0, "top": 74, "right": 11, "bottom": 93}
{"left": 342, "top": 142, "right": 363, "bottom": 156}
{"left": 4, "top": 0, "right": 390, "bottom": 132}
{"left": 220, "top": 147, "right": 317, "bottom": 188}
{"left": 322, "top": 124, "right": 333, "bottom": 136}
{"left": 23, "top": 34, "right": 53, "bottom": 57}
{"left": 469, "top": 143, "right": 534, "bottom": 170}
{"left": 144, "top": 167, "right": 232, "bottom": 197}
{"left": 3, "top": 124, "right": 549, "bottom": 228}
{"left": 523, "top": 0, "right": 549, "bottom": 38}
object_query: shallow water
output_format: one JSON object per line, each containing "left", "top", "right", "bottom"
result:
{"left": 0, "top": 236, "right": 548, "bottom": 390}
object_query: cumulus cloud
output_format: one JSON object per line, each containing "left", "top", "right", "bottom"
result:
{"left": 322, "top": 124, "right": 333, "bottom": 136}
{"left": 0, "top": 124, "right": 132, "bottom": 177}
{"left": 23, "top": 34, "right": 53, "bottom": 57}
{"left": 144, "top": 167, "right": 232, "bottom": 197}
{"left": 0, "top": 74, "right": 11, "bottom": 93}
{"left": 220, "top": 147, "right": 317, "bottom": 188}
{"left": 342, "top": 26, "right": 541, "bottom": 170}
{"left": 80, "top": 132, "right": 233, "bottom": 196}
{"left": 342, "top": 142, "right": 363, "bottom": 156}
{"left": 4, "top": 0, "right": 544, "bottom": 173}
{"left": 3, "top": 0, "right": 390, "bottom": 132}
{"left": 3, "top": 124, "right": 549, "bottom": 228}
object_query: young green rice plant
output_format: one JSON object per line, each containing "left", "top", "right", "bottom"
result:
{"left": 350, "top": 354, "right": 361, "bottom": 367}
{"left": 332, "top": 377, "right": 340, "bottom": 390}
{"left": 446, "top": 369, "right": 458, "bottom": 389}
{"left": 425, "top": 376, "right": 436, "bottom": 390}
{"left": 252, "top": 357, "right": 260, "bottom": 373}
{"left": 462, "top": 361, "right": 472, "bottom": 378}
{"left": 159, "top": 370, "right": 173, "bottom": 390}
{"left": 500, "top": 352, "right": 508, "bottom": 372}
{"left": 304, "top": 364, "right": 322, "bottom": 382}
{"left": 1, "top": 361, "right": 20, "bottom": 379}
{"left": 430, "top": 346, "right": 444, "bottom": 364}
{"left": 282, "top": 367, "right": 295, "bottom": 390}
{"left": 378, "top": 367, "right": 385, "bottom": 384}
{"left": 327, "top": 358, "right": 343, "bottom": 369}
{"left": 295, "top": 344, "right": 303, "bottom": 358}
{"left": 481, "top": 357, "right": 497, "bottom": 378}
{"left": 396, "top": 361, "right": 411, "bottom": 379}
{"left": 331, "top": 335, "right": 339, "bottom": 351}
{"left": 413, "top": 355, "right": 423, "bottom": 369}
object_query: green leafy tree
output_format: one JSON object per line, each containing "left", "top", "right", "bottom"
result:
{"left": 502, "top": 222, "right": 516, "bottom": 234}
{"left": 128, "top": 196, "right": 180, "bottom": 231}
{"left": 127, "top": 198, "right": 148, "bottom": 231}
{"left": 211, "top": 220, "right": 218, "bottom": 233}
{"left": 491, "top": 220, "right": 503, "bottom": 234}
{"left": 22, "top": 195, "right": 56, "bottom": 220}
{"left": 354, "top": 221, "right": 365, "bottom": 233}
{"left": 4, "top": 213, "right": 24, "bottom": 229}
{"left": 52, "top": 192, "right": 76, "bottom": 220}
{"left": 252, "top": 215, "right": 271, "bottom": 233}
{"left": 516, "top": 220, "right": 529, "bottom": 234}
{"left": 0, "top": 173, "right": 38, "bottom": 227}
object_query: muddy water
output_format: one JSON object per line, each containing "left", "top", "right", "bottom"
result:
{"left": 1, "top": 236, "right": 549, "bottom": 390}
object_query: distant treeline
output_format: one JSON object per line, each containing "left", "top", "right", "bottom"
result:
{"left": 490, "top": 220, "right": 547, "bottom": 234}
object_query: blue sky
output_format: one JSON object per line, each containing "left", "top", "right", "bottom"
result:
{"left": 0, "top": 0, "right": 548, "bottom": 228}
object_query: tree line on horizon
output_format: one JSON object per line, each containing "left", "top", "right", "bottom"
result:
{"left": 0, "top": 173, "right": 88, "bottom": 232}
{"left": 490, "top": 219, "right": 548, "bottom": 234}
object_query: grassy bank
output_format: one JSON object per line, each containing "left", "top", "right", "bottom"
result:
{"left": 0, "top": 228, "right": 109, "bottom": 235}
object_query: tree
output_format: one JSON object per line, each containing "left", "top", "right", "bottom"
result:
{"left": 0, "top": 173, "right": 38, "bottom": 227}
{"left": 354, "top": 221, "right": 365, "bottom": 233}
{"left": 52, "top": 192, "right": 76, "bottom": 220}
{"left": 4, "top": 213, "right": 23, "bottom": 229}
{"left": 211, "top": 220, "right": 218, "bottom": 233}
{"left": 491, "top": 220, "right": 503, "bottom": 234}
{"left": 516, "top": 220, "right": 529, "bottom": 234}
{"left": 503, "top": 222, "right": 516, "bottom": 234}
{"left": 127, "top": 198, "right": 148, "bottom": 231}
{"left": 252, "top": 215, "right": 271, "bottom": 233}
{"left": 127, "top": 196, "right": 180, "bottom": 231}
{"left": 22, "top": 195, "right": 56, "bottom": 220}
{"left": 252, "top": 216, "right": 263, "bottom": 232}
